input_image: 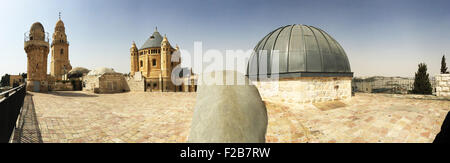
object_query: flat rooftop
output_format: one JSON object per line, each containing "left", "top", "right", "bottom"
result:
{"left": 13, "top": 91, "right": 450, "bottom": 143}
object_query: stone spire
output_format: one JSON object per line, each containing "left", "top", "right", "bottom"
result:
{"left": 53, "top": 13, "right": 67, "bottom": 43}
{"left": 161, "top": 34, "right": 170, "bottom": 47}
{"left": 131, "top": 41, "right": 137, "bottom": 49}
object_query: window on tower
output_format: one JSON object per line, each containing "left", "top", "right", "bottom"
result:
{"left": 60, "top": 49, "right": 64, "bottom": 55}
{"left": 152, "top": 59, "right": 157, "bottom": 67}
{"left": 140, "top": 60, "right": 143, "bottom": 67}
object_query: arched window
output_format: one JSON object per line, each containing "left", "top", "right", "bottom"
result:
{"left": 60, "top": 49, "right": 64, "bottom": 55}
{"left": 152, "top": 59, "right": 157, "bottom": 66}
{"left": 140, "top": 60, "right": 143, "bottom": 67}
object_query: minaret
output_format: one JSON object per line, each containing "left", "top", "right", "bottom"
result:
{"left": 51, "top": 13, "right": 71, "bottom": 80}
{"left": 130, "top": 41, "right": 139, "bottom": 76}
{"left": 24, "top": 22, "right": 50, "bottom": 92}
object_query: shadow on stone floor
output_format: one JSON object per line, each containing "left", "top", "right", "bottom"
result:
{"left": 313, "top": 101, "right": 347, "bottom": 111}
{"left": 13, "top": 93, "right": 43, "bottom": 143}
{"left": 48, "top": 91, "right": 98, "bottom": 97}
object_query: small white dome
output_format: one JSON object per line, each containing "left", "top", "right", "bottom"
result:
{"left": 87, "top": 67, "right": 116, "bottom": 76}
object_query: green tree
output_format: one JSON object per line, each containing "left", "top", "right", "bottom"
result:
{"left": 20, "top": 72, "right": 27, "bottom": 79}
{"left": 1, "top": 74, "right": 10, "bottom": 87}
{"left": 412, "top": 63, "right": 432, "bottom": 94}
{"left": 441, "top": 55, "right": 449, "bottom": 74}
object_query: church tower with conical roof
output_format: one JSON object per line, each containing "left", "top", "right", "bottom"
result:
{"left": 161, "top": 35, "right": 171, "bottom": 78}
{"left": 51, "top": 14, "right": 72, "bottom": 80}
{"left": 130, "top": 41, "right": 139, "bottom": 76}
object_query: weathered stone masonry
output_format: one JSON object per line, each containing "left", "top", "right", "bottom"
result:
{"left": 436, "top": 74, "right": 450, "bottom": 97}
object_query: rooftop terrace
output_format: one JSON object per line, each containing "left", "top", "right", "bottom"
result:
{"left": 13, "top": 91, "right": 450, "bottom": 143}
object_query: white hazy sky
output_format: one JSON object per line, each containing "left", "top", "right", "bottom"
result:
{"left": 1, "top": 0, "right": 449, "bottom": 78}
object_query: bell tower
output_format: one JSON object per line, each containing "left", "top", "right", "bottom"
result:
{"left": 24, "top": 22, "right": 50, "bottom": 92}
{"left": 130, "top": 41, "right": 139, "bottom": 76}
{"left": 161, "top": 35, "right": 172, "bottom": 91}
{"left": 161, "top": 35, "right": 171, "bottom": 78}
{"left": 51, "top": 13, "right": 72, "bottom": 80}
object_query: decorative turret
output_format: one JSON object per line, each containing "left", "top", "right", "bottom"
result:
{"left": 131, "top": 41, "right": 137, "bottom": 51}
{"left": 24, "top": 22, "right": 50, "bottom": 92}
{"left": 50, "top": 13, "right": 72, "bottom": 80}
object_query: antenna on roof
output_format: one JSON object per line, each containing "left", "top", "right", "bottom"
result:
{"left": 155, "top": 26, "right": 158, "bottom": 32}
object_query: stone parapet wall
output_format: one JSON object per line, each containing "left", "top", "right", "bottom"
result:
{"left": 82, "top": 75, "right": 99, "bottom": 92}
{"left": 126, "top": 77, "right": 145, "bottom": 92}
{"left": 436, "top": 74, "right": 450, "bottom": 97}
{"left": 97, "top": 73, "right": 129, "bottom": 93}
{"left": 254, "top": 77, "right": 352, "bottom": 105}
{"left": 49, "top": 81, "right": 73, "bottom": 91}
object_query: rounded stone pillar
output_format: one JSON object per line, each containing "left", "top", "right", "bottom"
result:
{"left": 188, "top": 71, "right": 268, "bottom": 143}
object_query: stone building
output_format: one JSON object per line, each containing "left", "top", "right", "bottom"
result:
{"left": 9, "top": 75, "right": 24, "bottom": 87}
{"left": 246, "top": 24, "right": 353, "bottom": 104}
{"left": 50, "top": 17, "right": 72, "bottom": 80}
{"left": 24, "top": 22, "right": 50, "bottom": 92}
{"left": 436, "top": 74, "right": 450, "bottom": 97}
{"left": 82, "top": 67, "right": 129, "bottom": 93}
{"left": 130, "top": 27, "right": 195, "bottom": 92}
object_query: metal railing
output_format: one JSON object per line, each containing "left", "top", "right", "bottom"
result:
{"left": 0, "top": 84, "right": 26, "bottom": 143}
{"left": 24, "top": 31, "right": 50, "bottom": 43}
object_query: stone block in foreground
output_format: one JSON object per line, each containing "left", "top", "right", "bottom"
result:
{"left": 188, "top": 71, "right": 268, "bottom": 143}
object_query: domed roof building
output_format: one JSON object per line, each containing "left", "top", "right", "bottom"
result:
{"left": 247, "top": 24, "right": 352, "bottom": 78}
{"left": 247, "top": 24, "right": 353, "bottom": 104}
{"left": 130, "top": 27, "right": 192, "bottom": 92}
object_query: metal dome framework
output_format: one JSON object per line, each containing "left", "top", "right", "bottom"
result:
{"left": 247, "top": 24, "right": 353, "bottom": 79}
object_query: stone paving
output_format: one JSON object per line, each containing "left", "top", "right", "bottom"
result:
{"left": 264, "top": 93, "right": 450, "bottom": 143}
{"left": 29, "top": 91, "right": 196, "bottom": 143}
{"left": 22, "top": 91, "right": 450, "bottom": 143}
{"left": 13, "top": 94, "right": 43, "bottom": 143}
